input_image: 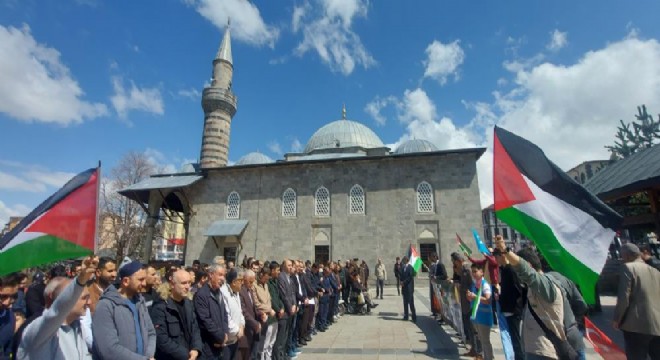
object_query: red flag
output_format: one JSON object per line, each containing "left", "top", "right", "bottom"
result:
{"left": 584, "top": 317, "right": 626, "bottom": 360}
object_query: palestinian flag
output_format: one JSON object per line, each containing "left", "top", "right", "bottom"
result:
{"left": 408, "top": 244, "right": 423, "bottom": 274}
{"left": 456, "top": 233, "right": 473, "bottom": 256}
{"left": 493, "top": 126, "right": 622, "bottom": 304}
{"left": 0, "top": 167, "right": 99, "bottom": 275}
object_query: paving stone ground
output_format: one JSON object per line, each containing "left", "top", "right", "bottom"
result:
{"left": 297, "top": 285, "right": 606, "bottom": 360}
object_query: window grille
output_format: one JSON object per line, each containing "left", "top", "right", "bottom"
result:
{"left": 349, "top": 184, "right": 365, "bottom": 214}
{"left": 226, "top": 191, "right": 240, "bottom": 219}
{"left": 416, "top": 182, "right": 434, "bottom": 213}
{"left": 282, "top": 188, "right": 297, "bottom": 217}
{"left": 315, "top": 186, "right": 330, "bottom": 216}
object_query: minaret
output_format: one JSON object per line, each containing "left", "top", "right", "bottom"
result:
{"left": 200, "top": 21, "right": 237, "bottom": 168}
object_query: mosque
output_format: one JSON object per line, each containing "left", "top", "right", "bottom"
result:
{"left": 119, "top": 25, "right": 484, "bottom": 277}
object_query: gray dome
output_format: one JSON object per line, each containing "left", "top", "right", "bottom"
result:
{"left": 305, "top": 120, "right": 384, "bottom": 153}
{"left": 394, "top": 139, "right": 439, "bottom": 154}
{"left": 236, "top": 152, "right": 274, "bottom": 165}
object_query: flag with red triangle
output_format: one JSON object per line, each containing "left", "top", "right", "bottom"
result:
{"left": 584, "top": 317, "right": 626, "bottom": 360}
{"left": 0, "top": 167, "right": 99, "bottom": 275}
{"left": 493, "top": 126, "right": 622, "bottom": 304}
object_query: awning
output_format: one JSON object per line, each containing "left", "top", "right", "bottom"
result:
{"left": 118, "top": 175, "right": 203, "bottom": 212}
{"left": 167, "top": 238, "right": 185, "bottom": 246}
{"left": 205, "top": 220, "right": 249, "bottom": 237}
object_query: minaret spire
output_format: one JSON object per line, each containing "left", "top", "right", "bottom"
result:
{"left": 215, "top": 18, "right": 233, "bottom": 65}
{"left": 342, "top": 104, "right": 347, "bottom": 120}
{"left": 200, "top": 23, "right": 238, "bottom": 169}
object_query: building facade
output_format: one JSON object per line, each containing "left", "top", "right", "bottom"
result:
{"left": 120, "top": 25, "right": 485, "bottom": 280}
{"left": 567, "top": 160, "right": 610, "bottom": 185}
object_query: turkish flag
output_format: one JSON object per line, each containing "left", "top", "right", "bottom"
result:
{"left": 584, "top": 317, "right": 626, "bottom": 360}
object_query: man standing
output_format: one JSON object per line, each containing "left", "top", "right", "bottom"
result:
{"left": 142, "top": 265, "right": 159, "bottom": 309}
{"left": 17, "top": 257, "right": 98, "bottom": 360}
{"left": 92, "top": 260, "right": 157, "bottom": 360}
{"left": 495, "top": 252, "right": 526, "bottom": 360}
{"left": 494, "top": 238, "right": 584, "bottom": 360}
{"left": 375, "top": 259, "right": 386, "bottom": 300}
{"left": 277, "top": 260, "right": 299, "bottom": 359}
{"left": 400, "top": 256, "right": 416, "bottom": 323}
{"left": 150, "top": 269, "right": 202, "bottom": 360}
{"left": 0, "top": 273, "right": 19, "bottom": 360}
{"left": 613, "top": 243, "right": 660, "bottom": 359}
{"left": 452, "top": 252, "right": 478, "bottom": 357}
{"left": 393, "top": 257, "right": 402, "bottom": 296}
{"left": 239, "top": 270, "right": 262, "bottom": 360}
{"left": 254, "top": 267, "right": 277, "bottom": 360}
{"left": 221, "top": 268, "right": 245, "bottom": 360}
{"left": 88, "top": 257, "right": 117, "bottom": 314}
{"left": 194, "top": 264, "right": 229, "bottom": 360}
{"left": 267, "top": 262, "right": 286, "bottom": 360}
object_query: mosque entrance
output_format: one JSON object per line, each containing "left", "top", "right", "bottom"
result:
{"left": 315, "top": 245, "right": 330, "bottom": 264}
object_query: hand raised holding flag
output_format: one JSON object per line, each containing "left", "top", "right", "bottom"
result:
{"left": 77, "top": 256, "right": 99, "bottom": 286}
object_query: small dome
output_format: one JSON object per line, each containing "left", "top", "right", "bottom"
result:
{"left": 305, "top": 120, "right": 384, "bottom": 153}
{"left": 394, "top": 139, "right": 439, "bottom": 154}
{"left": 236, "top": 152, "right": 274, "bottom": 165}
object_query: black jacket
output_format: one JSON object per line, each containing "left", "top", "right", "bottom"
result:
{"left": 150, "top": 297, "right": 203, "bottom": 360}
{"left": 193, "top": 284, "right": 229, "bottom": 359}
{"left": 25, "top": 283, "right": 45, "bottom": 319}
{"left": 277, "top": 272, "right": 296, "bottom": 316}
{"left": 434, "top": 262, "right": 448, "bottom": 281}
{"left": 498, "top": 265, "right": 525, "bottom": 316}
{"left": 400, "top": 264, "right": 415, "bottom": 294}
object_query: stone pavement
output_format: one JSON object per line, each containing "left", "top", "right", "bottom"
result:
{"left": 297, "top": 285, "right": 605, "bottom": 360}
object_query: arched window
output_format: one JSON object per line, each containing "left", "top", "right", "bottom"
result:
{"left": 315, "top": 186, "right": 330, "bottom": 216}
{"left": 226, "top": 191, "right": 240, "bottom": 219}
{"left": 349, "top": 184, "right": 365, "bottom": 214}
{"left": 282, "top": 188, "right": 297, "bottom": 217}
{"left": 416, "top": 182, "right": 434, "bottom": 213}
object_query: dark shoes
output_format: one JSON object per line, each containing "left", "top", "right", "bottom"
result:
{"left": 371, "top": 303, "right": 379, "bottom": 308}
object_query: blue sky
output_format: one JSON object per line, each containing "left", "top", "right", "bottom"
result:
{"left": 2, "top": 0, "right": 660, "bottom": 226}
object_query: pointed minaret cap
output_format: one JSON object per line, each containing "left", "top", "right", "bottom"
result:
{"left": 215, "top": 18, "right": 233, "bottom": 64}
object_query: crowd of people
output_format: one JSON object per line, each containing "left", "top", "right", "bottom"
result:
{"left": 0, "top": 256, "right": 379, "bottom": 360}
{"left": 429, "top": 235, "right": 660, "bottom": 360}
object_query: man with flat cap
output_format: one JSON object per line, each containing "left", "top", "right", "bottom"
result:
{"left": 613, "top": 243, "right": 660, "bottom": 360}
{"left": 92, "top": 260, "right": 156, "bottom": 360}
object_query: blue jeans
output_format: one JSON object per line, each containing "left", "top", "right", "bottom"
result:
{"left": 376, "top": 279, "right": 384, "bottom": 298}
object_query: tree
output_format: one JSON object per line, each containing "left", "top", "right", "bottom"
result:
{"left": 606, "top": 105, "right": 660, "bottom": 160}
{"left": 98, "top": 151, "right": 159, "bottom": 260}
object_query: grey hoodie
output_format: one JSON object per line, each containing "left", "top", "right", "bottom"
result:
{"left": 91, "top": 285, "right": 156, "bottom": 360}
{"left": 17, "top": 278, "right": 91, "bottom": 360}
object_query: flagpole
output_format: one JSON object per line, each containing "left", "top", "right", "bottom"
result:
{"left": 94, "top": 161, "right": 101, "bottom": 254}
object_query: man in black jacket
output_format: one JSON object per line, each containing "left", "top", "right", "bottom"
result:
{"left": 151, "top": 269, "right": 203, "bottom": 360}
{"left": 276, "top": 260, "right": 298, "bottom": 359}
{"left": 194, "top": 264, "right": 229, "bottom": 360}
{"left": 400, "top": 257, "right": 416, "bottom": 322}
{"left": 393, "top": 257, "right": 402, "bottom": 296}
{"left": 497, "top": 260, "right": 526, "bottom": 360}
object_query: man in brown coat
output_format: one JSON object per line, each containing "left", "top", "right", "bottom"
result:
{"left": 613, "top": 243, "right": 660, "bottom": 360}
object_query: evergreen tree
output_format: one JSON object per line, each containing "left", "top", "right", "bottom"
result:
{"left": 606, "top": 105, "right": 660, "bottom": 160}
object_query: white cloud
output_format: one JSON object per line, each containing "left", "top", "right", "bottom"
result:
{"left": 0, "top": 24, "right": 108, "bottom": 125}
{"left": 0, "top": 160, "right": 76, "bottom": 193}
{"left": 471, "top": 36, "right": 660, "bottom": 208}
{"left": 364, "top": 96, "right": 396, "bottom": 126}
{"left": 0, "top": 200, "right": 31, "bottom": 230}
{"left": 423, "top": 40, "right": 465, "bottom": 85}
{"left": 396, "top": 88, "right": 437, "bottom": 124}
{"left": 291, "top": 138, "right": 303, "bottom": 152}
{"left": 268, "top": 141, "right": 283, "bottom": 155}
{"left": 547, "top": 29, "right": 568, "bottom": 51}
{"left": 293, "top": 0, "right": 375, "bottom": 75}
{"left": 187, "top": 0, "right": 279, "bottom": 47}
{"left": 177, "top": 88, "right": 201, "bottom": 100}
{"left": 110, "top": 76, "right": 164, "bottom": 119}
{"left": 144, "top": 148, "right": 177, "bottom": 174}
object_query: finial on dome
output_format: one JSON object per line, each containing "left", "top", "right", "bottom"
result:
{"left": 342, "top": 104, "right": 346, "bottom": 120}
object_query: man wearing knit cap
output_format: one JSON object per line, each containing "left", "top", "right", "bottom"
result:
{"left": 92, "top": 260, "right": 156, "bottom": 360}
{"left": 613, "top": 243, "right": 660, "bottom": 360}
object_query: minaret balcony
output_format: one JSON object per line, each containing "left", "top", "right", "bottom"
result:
{"left": 202, "top": 87, "right": 238, "bottom": 115}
